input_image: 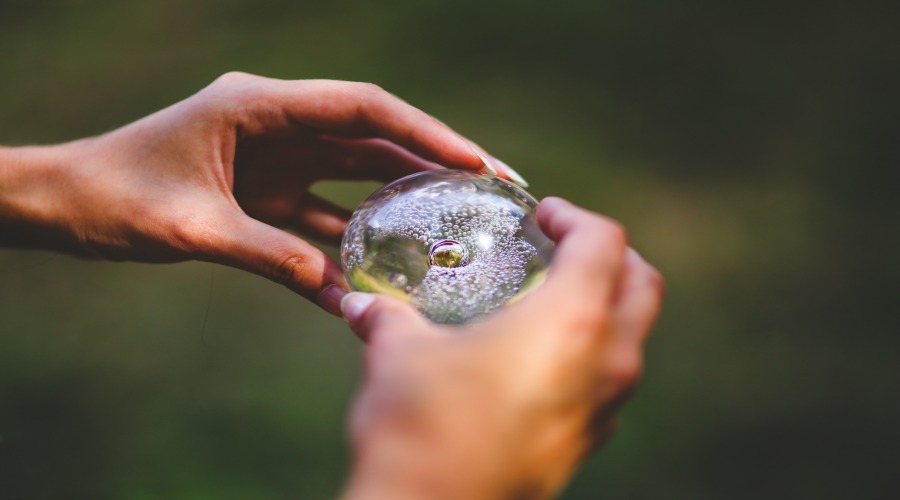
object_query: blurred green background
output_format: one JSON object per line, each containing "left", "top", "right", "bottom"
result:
{"left": 1, "top": 1, "right": 898, "bottom": 498}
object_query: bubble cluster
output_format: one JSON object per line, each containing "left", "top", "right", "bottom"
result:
{"left": 341, "top": 170, "right": 553, "bottom": 325}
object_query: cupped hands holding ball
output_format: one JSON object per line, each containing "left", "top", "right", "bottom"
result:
{"left": 0, "top": 73, "right": 663, "bottom": 499}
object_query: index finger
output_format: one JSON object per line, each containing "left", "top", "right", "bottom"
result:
{"left": 209, "top": 73, "right": 487, "bottom": 172}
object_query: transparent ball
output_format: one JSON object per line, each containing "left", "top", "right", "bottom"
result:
{"left": 341, "top": 170, "right": 554, "bottom": 325}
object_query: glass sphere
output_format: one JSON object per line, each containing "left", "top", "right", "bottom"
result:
{"left": 341, "top": 170, "right": 554, "bottom": 325}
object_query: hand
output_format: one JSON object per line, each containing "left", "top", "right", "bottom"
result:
{"left": 0, "top": 73, "right": 523, "bottom": 313}
{"left": 341, "top": 198, "right": 664, "bottom": 499}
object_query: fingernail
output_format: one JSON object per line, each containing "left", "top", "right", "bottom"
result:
{"left": 492, "top": 157, "right": 529, "bottom": 187}
{"left": 317, "top": 284, "right": 348, "bottom": 317}
{"left": 469, "top": 145, "right": 497, "bottom": 175}
{"left": 340, "top": 292, "right": 376, "bottom": 323}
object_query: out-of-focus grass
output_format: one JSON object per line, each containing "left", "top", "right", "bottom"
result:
{"left": 1, "top": 1, "right": 898, "bottom": 498}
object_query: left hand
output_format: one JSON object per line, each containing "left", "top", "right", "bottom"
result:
{"left": 2, "top": 73, "right": 509, "bottom": 313}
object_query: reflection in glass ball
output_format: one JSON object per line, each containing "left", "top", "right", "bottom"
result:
{"left": 341, "top": 170, "right": 554, "bottom": 325}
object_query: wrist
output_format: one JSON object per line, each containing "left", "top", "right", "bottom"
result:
{"left": 345, "top": 428, "right": 497, "bottom": 500}
{"left": 344, "top": 431, "right": 438, "bottom": 500}
{"left": 344, "top": 421, "right": 559, "bottom": 500}
{"left": 0, "top": 142, "right": 83, "bottom": 251}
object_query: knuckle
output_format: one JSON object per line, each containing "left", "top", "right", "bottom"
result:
{"left": 581, "top": 302, "right": 612, "bottom": 329}
{"left": 357, "top": 81, "right": 386, "bottom": 97}
{"left": 213, "top": 71, "right": 255, "bottom": 87}
{"left": 209, "top": 72, "right": 262, "bottom": 106}
{"left": 598, "top": 217, "right": 627, "bottom": 247}
{"left": 270, "top": 253, "right": 309, "bottom": 288}
{"left": 193, "top": 72, "right": 263, "bottom": 121}
{"left": 646, "top": 265, "right": 666, "bottom": 297}
{"left": 605, "top": 352, "right": 643, "bottom": 393}
{"left": 353, "top": 82, "right": 390, "bottom": 112}
{"left": 572, "top": 214, "right": 627, "bottom": 254}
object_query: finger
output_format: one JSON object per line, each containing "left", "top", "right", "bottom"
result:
{"left": 464, "top": 139, "right": 528, "bottom": 186}
{"left": 291, "top": 193, "right": 352, "bottom": 245}
{"left": 314, "top": 136, "right": 446, "bottom": 182}
{"left": 248, "top": 136, "right": 447, "bottom": 183}
{"left": 491, "top": 156, "right": 530, "bottom": 188}
{"left": 611, "top": 248, "right": 665, "bottom": 347}
{"left": 341, "top": 292, "right": 436, "bottom": 346}
{"left": 213, "top": 74, "right": 487, "bottom": 171}
{"left": 592, "top": 249, "right": 662, "bottom": 409}
{"left": 239, "top": 189, "right": 351, "bottom": 246}
{"left": 599, "top": 249, "right": 666, "bottom": 403}
{"left": 529, "top": 197, "right": 629, "bottom": 319}
{"left": 203, "top": 211, "right": 347, "bottom": 315}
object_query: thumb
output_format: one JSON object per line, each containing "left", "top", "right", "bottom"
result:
{"left": 204, "top": 212, "right": 346, "bottom": 313}
{"left": 341, "top": 292, "right": 433, "bottom": 345}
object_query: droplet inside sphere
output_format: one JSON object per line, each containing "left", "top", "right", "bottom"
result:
{"left": 429, "top": 240, "right": 468, "bottom": 268}
{"left": 341, "top": 170, "right": 554, "bottom": 325}
{"left": 388, "top": 272, "right": 408, "bottom": 288}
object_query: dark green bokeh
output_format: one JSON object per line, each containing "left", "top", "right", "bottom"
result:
{"left": 2, "top": 1, "right": 898, "bottom": 498}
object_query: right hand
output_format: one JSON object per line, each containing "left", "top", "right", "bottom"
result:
{"left": 342, "top": 197, "right": 664, "bottom": 499}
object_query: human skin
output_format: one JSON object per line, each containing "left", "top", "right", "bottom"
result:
{"left": 0, "top": 72, "right": 523, "bottom": 315}
{"left": 342, "top": 198, "right": 663, "bottom": 499}
{"left": 0, "top": 74, "right": 663, "bottom": 498}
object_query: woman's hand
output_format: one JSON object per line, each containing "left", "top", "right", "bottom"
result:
{"left": 341, "top": 197, "right": 664, "bottom": 500}
{"left": 0, "top": 73, "right": 521, "bottom": 314}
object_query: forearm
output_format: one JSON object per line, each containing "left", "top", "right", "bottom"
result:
{"left": 0, "top": 143, "right": 80, "bottom": 251}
